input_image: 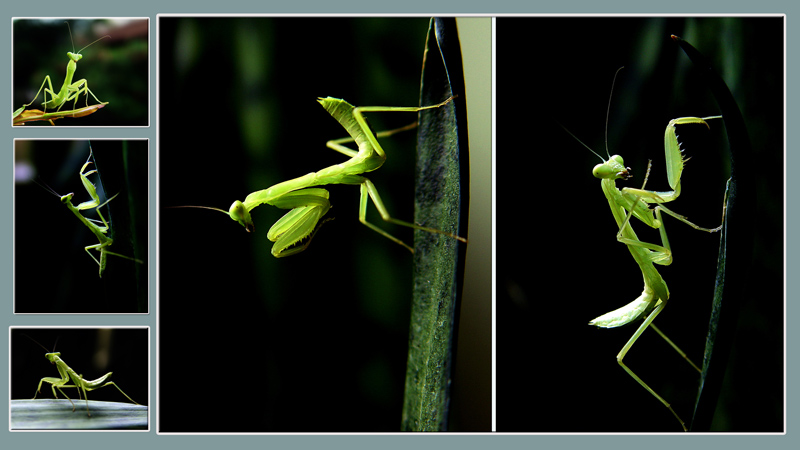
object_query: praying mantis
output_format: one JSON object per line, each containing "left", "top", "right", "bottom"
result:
{"left": 175, "top": 96, "right": 467, "bottom": 257}
{"left": 564, "top": 72, "right": 725, "bottom": 431}
{"left": 42, "top": 147, "right": 143, "bottom": 277}
{"left": 21, "top": 333, "right": 142, "bottom": 418}
{"left": 14, "top": 21, "right": 109, "bottom": 121}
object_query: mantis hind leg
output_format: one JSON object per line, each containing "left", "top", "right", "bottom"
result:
{"left": 78, "top": 380, "right": 140, "bottom": 416}
{"left": 356, "top": 177, "right": 466, "bottom": 253}
{"left": 648, "top": 323, "right": 701, "bottom": 373}
{"left": 85, "top": 242, "right": 108, "bottom": 276}
{"left": 87, "top": 241, "right": 143, "bottom": 277}
{"left": 325, "top": 122, "right": 423, "bottom": 158}
{"left": 616, "top": 300, "right": 690, "bottom": 431}
{"left": 322, "top": 96, "right": 456, "bottom": 158}
{"left": 84, "top": 381, "right": 141, "bottom": 406}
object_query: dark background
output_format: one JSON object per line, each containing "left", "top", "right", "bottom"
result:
{"left": 497, "top": 17, "right": 783, "bottom": 431}
{"left": 158, "top": 17, "right": 489, "bottom": 431}
{"left": 13, "top": 18, "right": 149, "bottom": 126}
{"left": 14, "top": 140, "right": 149, "bottom": 313}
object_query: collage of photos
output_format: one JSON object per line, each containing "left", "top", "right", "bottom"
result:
{"left": 4, "top": 11, "right": 790, "bottom": 450}
{"left": 11, "top": 18, "right": 152, "bottom": 433}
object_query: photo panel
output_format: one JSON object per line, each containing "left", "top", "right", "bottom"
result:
{"left": 158, "top": 16, "right": 488, "bottom": 432}
{"left": 497, "top": 16, "right": 783, "bottom": 432}
{"left": 12, "top": 18, "right": 149, "bottom": 127}
{"left": 9, "top": 327, "right": 149, "bottom": 430}
{"left": 14, "top": 139, "right": 149, "bottom": 313}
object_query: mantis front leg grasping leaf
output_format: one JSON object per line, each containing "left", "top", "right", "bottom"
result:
{"left": 175, "top": 96, "right": 467, "bottom": 257}
{"left": 564, "top": 71, "right": 725, "bottom": 431}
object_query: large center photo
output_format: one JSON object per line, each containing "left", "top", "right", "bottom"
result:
{"left": 157, "top": 17, "right": 490, "bottom": 432}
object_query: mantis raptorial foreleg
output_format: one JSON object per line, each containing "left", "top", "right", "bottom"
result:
{"left": 18, "top": 22, "right": 109, "bottom": 116}
{"left": 564, "top": 71, "right": 725, "bottom": 431}
{"left": 175, "top": 96, "right": 467, "bottom": 257}
{"left": 28, "top": 338, "right": 140, "bottom": 417}
{"left": 43, "top": 147, "right": 143, "bottom": 276}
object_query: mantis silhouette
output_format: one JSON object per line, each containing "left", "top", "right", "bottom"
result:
{"left": 14, "top": 21, "right": 109, "bottom": 119}
{"left": 41, "top": 147, "right": 142, "bottom": 277}
{"left": 25, "top": 335, "right": 141, "bottom": 417}
{"left": 176, "top": 96, "right": 467, "bottom": 257}
{"left": 563, "top": 70, "right": 725, "bottom": 431}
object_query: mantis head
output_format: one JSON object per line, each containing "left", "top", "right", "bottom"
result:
{"left": 64, "top": 21, "right": 110, "bottom": 64}
{"left": 45, "top": 352, "right": 61, "bottom": 364}
{"left": 60, "top": 192, "right": 75, "bottom": 204}
{"left": 592, "top": 155, "right": 631, "bottom": 181}
{"left": 229, "top": 200, "right": 255, "bottom": 232}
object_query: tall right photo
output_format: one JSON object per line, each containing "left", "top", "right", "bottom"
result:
{"left": 496, "top": 16, "right": 784, "bottom": 432}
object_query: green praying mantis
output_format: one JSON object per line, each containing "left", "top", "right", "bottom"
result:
{"left": 41, "top": 148, "right": 143, "bottom": 277}
{"left": 563, "top": 72, "right": 725, "bottom": 431}
{"left": 14, "top": 22, "right": 109, "bottom": 120}
{"left": 176, "top": 96, "right": 467, "bottom": 257}
{"left": 27, "top": 337, "right": 141, "bottom": 417}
